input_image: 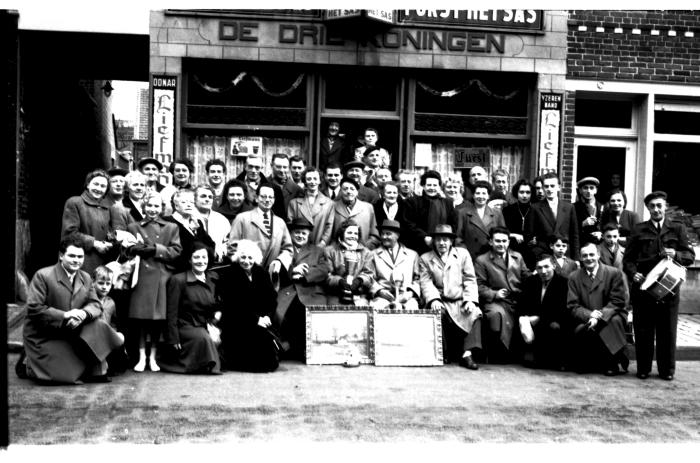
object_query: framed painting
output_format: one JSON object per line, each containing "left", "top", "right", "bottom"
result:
{"left": 373, "top": 309, "right": 444, "bottom": 366}
{"left": 305, "top": 305, "right": 374, "bottom": 365}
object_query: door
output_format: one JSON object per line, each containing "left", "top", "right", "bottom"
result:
{"left": 574, "top": 138, "right": 637, "bottom": 205}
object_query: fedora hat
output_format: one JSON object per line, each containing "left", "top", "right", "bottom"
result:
{"left": 429, "top": 224, "right": 456, "bottom": 239}
{"left": 343, "top": 160, "right": 366, "bottom": 172}
{"left": 378, "top": 219, "right": 401, "bottom": 233}
{"left": 137, "top": 157, "right": 163, "bottom": 171}
{"left": 288, "top": 217, "right": 314, "bottom": 231}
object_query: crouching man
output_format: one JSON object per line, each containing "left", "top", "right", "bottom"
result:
{"left": 419, "top": 224, "right": 482, "bottom": 370}
{"left": 568, "top": 242, "right": 630, "bottom": 376}
{"left": 361, "top": 220, "right": 421, "bottom": 310}
{"left": 20, "top": 234, "right": 124, "bottom": 384}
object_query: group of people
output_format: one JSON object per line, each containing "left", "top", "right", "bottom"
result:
{"left": 17, "top": 132, "right": 695, "bottom": 384}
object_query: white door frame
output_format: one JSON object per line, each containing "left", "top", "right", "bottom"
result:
{"left": 573, "top": 137, "right": 639, "bottom": 214}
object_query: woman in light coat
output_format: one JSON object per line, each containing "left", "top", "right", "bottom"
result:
{"left": 287, "top": 167, "right": 334, "bottom": 247}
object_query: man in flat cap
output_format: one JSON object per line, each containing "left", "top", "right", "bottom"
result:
{"left": 419, "top": 224, "right": 482, "bottom": 370}
{"left": 623, "top": 191, "right": 695, "bottom": 381}
{"left": 573, "top": 176, "right": 605, "bottom": 245}
{"left": 137, "top": 157, "right": 164, "bottom": 194}
{"left": 361, "top": 220, "right": 421, "bottom": 310}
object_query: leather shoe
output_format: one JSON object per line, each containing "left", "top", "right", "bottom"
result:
{"left": 636, "top": 372, "right": 649, "bottom": 380}
{"left": 459, "top": 356, "right": 479, "bottom": 370}
{"left": 660, "top": 374, "right": 674, "bottom": 381}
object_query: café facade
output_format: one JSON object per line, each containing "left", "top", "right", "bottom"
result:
{"left": 148, "top": 9, "right": 568, "bottom": 193}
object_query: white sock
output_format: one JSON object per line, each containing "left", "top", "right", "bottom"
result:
{"left": 462, "top": 350, "right": 472, "bottom": 358}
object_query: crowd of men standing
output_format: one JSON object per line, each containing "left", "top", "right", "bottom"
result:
{"left": 17, "top": 123, "right": 695, "bottom": 384}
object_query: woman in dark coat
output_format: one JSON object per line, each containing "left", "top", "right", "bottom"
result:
{"left": 373, "top": 181, "right": 404, "bottom": 230}
{"left": 125, "top": 191, "right": 182, "bottom": 372}
{"left": 159, "top": 243, "right": 222, "bottom": 374}
{"left": 402, "top": 170, "right": 456, "bottom": 255}
{"left": 164, "top": 188, "right": 216, "bottom": 274}
{"left": 61, "top": 169, "right": 121, "bottom": 275}
{"left": 502, "top": 179, "right": 536, "bottom": 269}
{"left": 218, "top": 239, "right": 280, "bottom": 372}
{"left": 215, "top": 178, "right": 254, "bottom": 223}
{"left": 455, "top": 180, "right": 506, "bottom": 259}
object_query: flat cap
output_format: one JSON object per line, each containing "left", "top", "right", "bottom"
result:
{"left": 576, "top": 176, "right": 600, "bottom": 187}
{"left": 107, "top": 167, "right": 128, "bottom": 177}
{"left": 137, "top": 157, "right": 163, "bottom": 171}
{"left": 644, "top": 191, "right": 667, "bottom": 204}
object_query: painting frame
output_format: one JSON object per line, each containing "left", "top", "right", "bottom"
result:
{"left": 305, "top": 305, "right": 374, "bottom": 365}
{"left": 372, "top": 309, "right": 444, "bottom": 367}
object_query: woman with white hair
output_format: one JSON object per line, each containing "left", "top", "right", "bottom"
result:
{"left": 218, "top": 239, "right": 280, "bottom": 372}
{"left": 444, "top": 173, "right": 468, "bottom": 212}
{"left": 122, "top": 170, "right": 149, "bottom": 224}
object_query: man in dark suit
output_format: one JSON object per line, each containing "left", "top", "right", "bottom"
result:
{"left": 269, "top": 153, "right": 304, "bottom": 212}
{"left": 275, "top": 218, "right": 331, "bottom": 360}
{"left": 235, "top": 153, "right": 286, "bottom": 219}
{"left": 319, "top": 121, "right": 348, "bottom": 171}
{"left": 573, "top": 176, "right": 605, "bottom": 245}
{"left": 568, "top": 242, "right": 629, "bottom": 376}
{"left": 623, "top": 191, "right": 695, "bottom": 381}
{"left": 527, "top": 171, "right": 580, "bottom": 260}
{"left": 344, "top": 160, "right": 380, "bottom": 204}
{"left": 517, "top": 254, "right": 571, "bottom": 370}
{"left": 321, "top": 163, "right": 343, "bottom": 201}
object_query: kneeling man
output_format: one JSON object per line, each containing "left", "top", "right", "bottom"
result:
{"left": 517, "top": 254, "right": 571, "bottom": 369}
{"left": 474, "top": 226, "right": 531, "bottom": 362}
{"left": 568, "top": 242, "right": 629, "bottom": 375}
{"left": 420, "top": 224, "right": 482, "bottom": 370}
{"left": 362, "top": 220, "right": 421, "bottom": 310}
{"left": 21, "top": 234, "right": 124, "bottom": 384}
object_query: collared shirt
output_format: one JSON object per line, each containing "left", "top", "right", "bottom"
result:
{"left": 383, "top": 202, "right": 399, "bottom": 221}
{"left": 547, "top": 199, "right": 558, "bottom": 218}
{"left": 652, "top": 218, "right": 664, "bottom": 231}
{"left": 61, "top": 265, "right": 77, "bottom": 286}
{"left": 541, "top": 278, "right": 551, "bottom": 302}
{"left": 586, "top": 263, "right": 600, "bottom": 280}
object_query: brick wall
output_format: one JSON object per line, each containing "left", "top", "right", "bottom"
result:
{"left": 568, "top": 10, "right": 700, "bottom": 83}
{"left": 560, "top": 90, "right": 576, "bottom": 202}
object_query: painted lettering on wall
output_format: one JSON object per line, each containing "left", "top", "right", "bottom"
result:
{"left": 538, "top": 93, "right": 563, "bottom": 175}
{"left": 220, "top": 21, "right": 505, "bottom": 54}
{"left": 151, "top": 75, "right": 177, "bottom": 167}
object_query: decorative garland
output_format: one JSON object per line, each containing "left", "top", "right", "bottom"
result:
{"left": 193, "top": 72, "right": 305, "bottom": 97}
{"left": 417, "top": 79, "right": 519, "bottom": 100}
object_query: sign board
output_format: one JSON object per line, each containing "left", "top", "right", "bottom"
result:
{"left": 366, "top": 10, "right": 395, "bottom": 24}
{"left": 230, "top": 136, "right": 263, "bottom": 157}
{"left": 454, "top": 147, "right": 489, "bottom": 169}
{"left": 324, "top": 10, "right": 362, "bottom": 20}
{"left": 151, "top": 75, "right": 177, "bottom": 167}
{"left": 325, "top": 9, "right": 395, "bottom": 24}
{"left": 398, "top": 9, "right": 544, "bottom": 32}
{"left": 538, "top": 93, "right": 563, "bottom": 174}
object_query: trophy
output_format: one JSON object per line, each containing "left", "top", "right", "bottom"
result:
{"left": 389, "top": 268, "right": 404, "bottom": 310}
{"left": 341, "top": 252, "right": 358, "bottom": 304}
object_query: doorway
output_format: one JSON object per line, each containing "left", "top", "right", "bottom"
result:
{"left": 574, "top": 138, "right": 637, "bottom": 204}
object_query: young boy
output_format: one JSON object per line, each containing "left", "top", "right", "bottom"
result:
{"left": 93, "top": 266, "right": 128, "bottom": 375}
{"left": 597, "top": 223, "right": 625, "bottom": 271}
{"left": 549, "top": 235, "right": 579, "bottom": 277}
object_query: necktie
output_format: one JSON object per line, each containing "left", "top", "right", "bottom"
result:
{"left": 331, "top": 190, "right": 336, "bottom": 200}
{"left": 263, "top": 211, "right": 272, "bottom": 235}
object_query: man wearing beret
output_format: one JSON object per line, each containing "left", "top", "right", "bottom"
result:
{"left": 623, "top": 191, "right": 695, "bottom": 381}
{"left": 573, "top": 176, "right": 605, "bottom": 245}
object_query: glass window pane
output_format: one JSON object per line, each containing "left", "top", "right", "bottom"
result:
{"left": 575, "top": 99, "right": 633, "bottom": 128}
{"left": 655, "top": 110, "right": 700, "bottom": 135}
{"left": 325, "top": 69, "right": 398, "bottom": 112}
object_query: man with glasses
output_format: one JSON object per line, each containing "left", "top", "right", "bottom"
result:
{"left": 235, "top": 153, "right": 286, "bottom": 219}
{"left": 229, "top": 184, "right": 293, "bottom": 276}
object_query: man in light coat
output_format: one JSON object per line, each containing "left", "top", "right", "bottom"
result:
{"left": 361, "top": 220, "right": 421, "bottom": 310}
{"left": 20, "top": 234, "right": 124, "bottom": 384}
{"left": 287, "top": 167, "right": 334, "bottom": 247}
{"left": 229, "top": 184, "right": 293, "bottom": 277}
{"left": 420, "top": 224, "right": 482, "bottom": 370}
{"left": 475, "top": 226, "right": 531, "bottom": 363}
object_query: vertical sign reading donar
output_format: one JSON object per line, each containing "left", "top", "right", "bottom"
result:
{"left": 151, "top": 76, "right": 177, "bottom": 167}
{"left": 538, "top": 93, "right": 562, "bottom": 175}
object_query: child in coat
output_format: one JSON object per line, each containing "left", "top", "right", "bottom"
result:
{"left": 549, "top": 235, "right": 579, "bottom": 278}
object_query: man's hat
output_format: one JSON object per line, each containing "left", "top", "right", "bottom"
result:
{"left": 644, "top": 190, "right": 668, "bottom": 205}
{"left": 576, "top": 176, "right": 600, "bottom": 187}
{"left": 378, "top": 219, "right": 401, "bottom": 234}
{"left": 429, "top": 224, "right": 457, "bottom": 239}
{"left": 289, "top": 218, "right": 314, "bottom": 231}
{"left": 343, "top": 160, "right": 366, "bottom": 172}
{"left": 137, "top": 157, "right": 163, "bottom": 171}
{"left": 339, "top": 176, "right": 360, "bottom": 190}
{"left": 107, "top": 167, "right": 128, "bottom": 177}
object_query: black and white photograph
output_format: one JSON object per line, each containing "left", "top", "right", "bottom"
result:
{"left": 2, "top": 3, "right": 700, "bottom": 456}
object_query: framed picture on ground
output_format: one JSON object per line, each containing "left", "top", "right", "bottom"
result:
{"left": 373, "top": 309, "right": 444, "bottom": 366}
{"left": 305, "top": 305, "right": 374, "bottom": 365}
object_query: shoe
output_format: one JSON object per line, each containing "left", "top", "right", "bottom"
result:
{"left": 459, "top": 356, "right": 479, "bottom": 370}
{"left": 83, "top": 375, "right": 111, "bottom": 383}
{"left": 636, "top": 372, "right": 649, "bottom": 380}
{"left": 660, "top": 374, "right": 674, "bottom": 381}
